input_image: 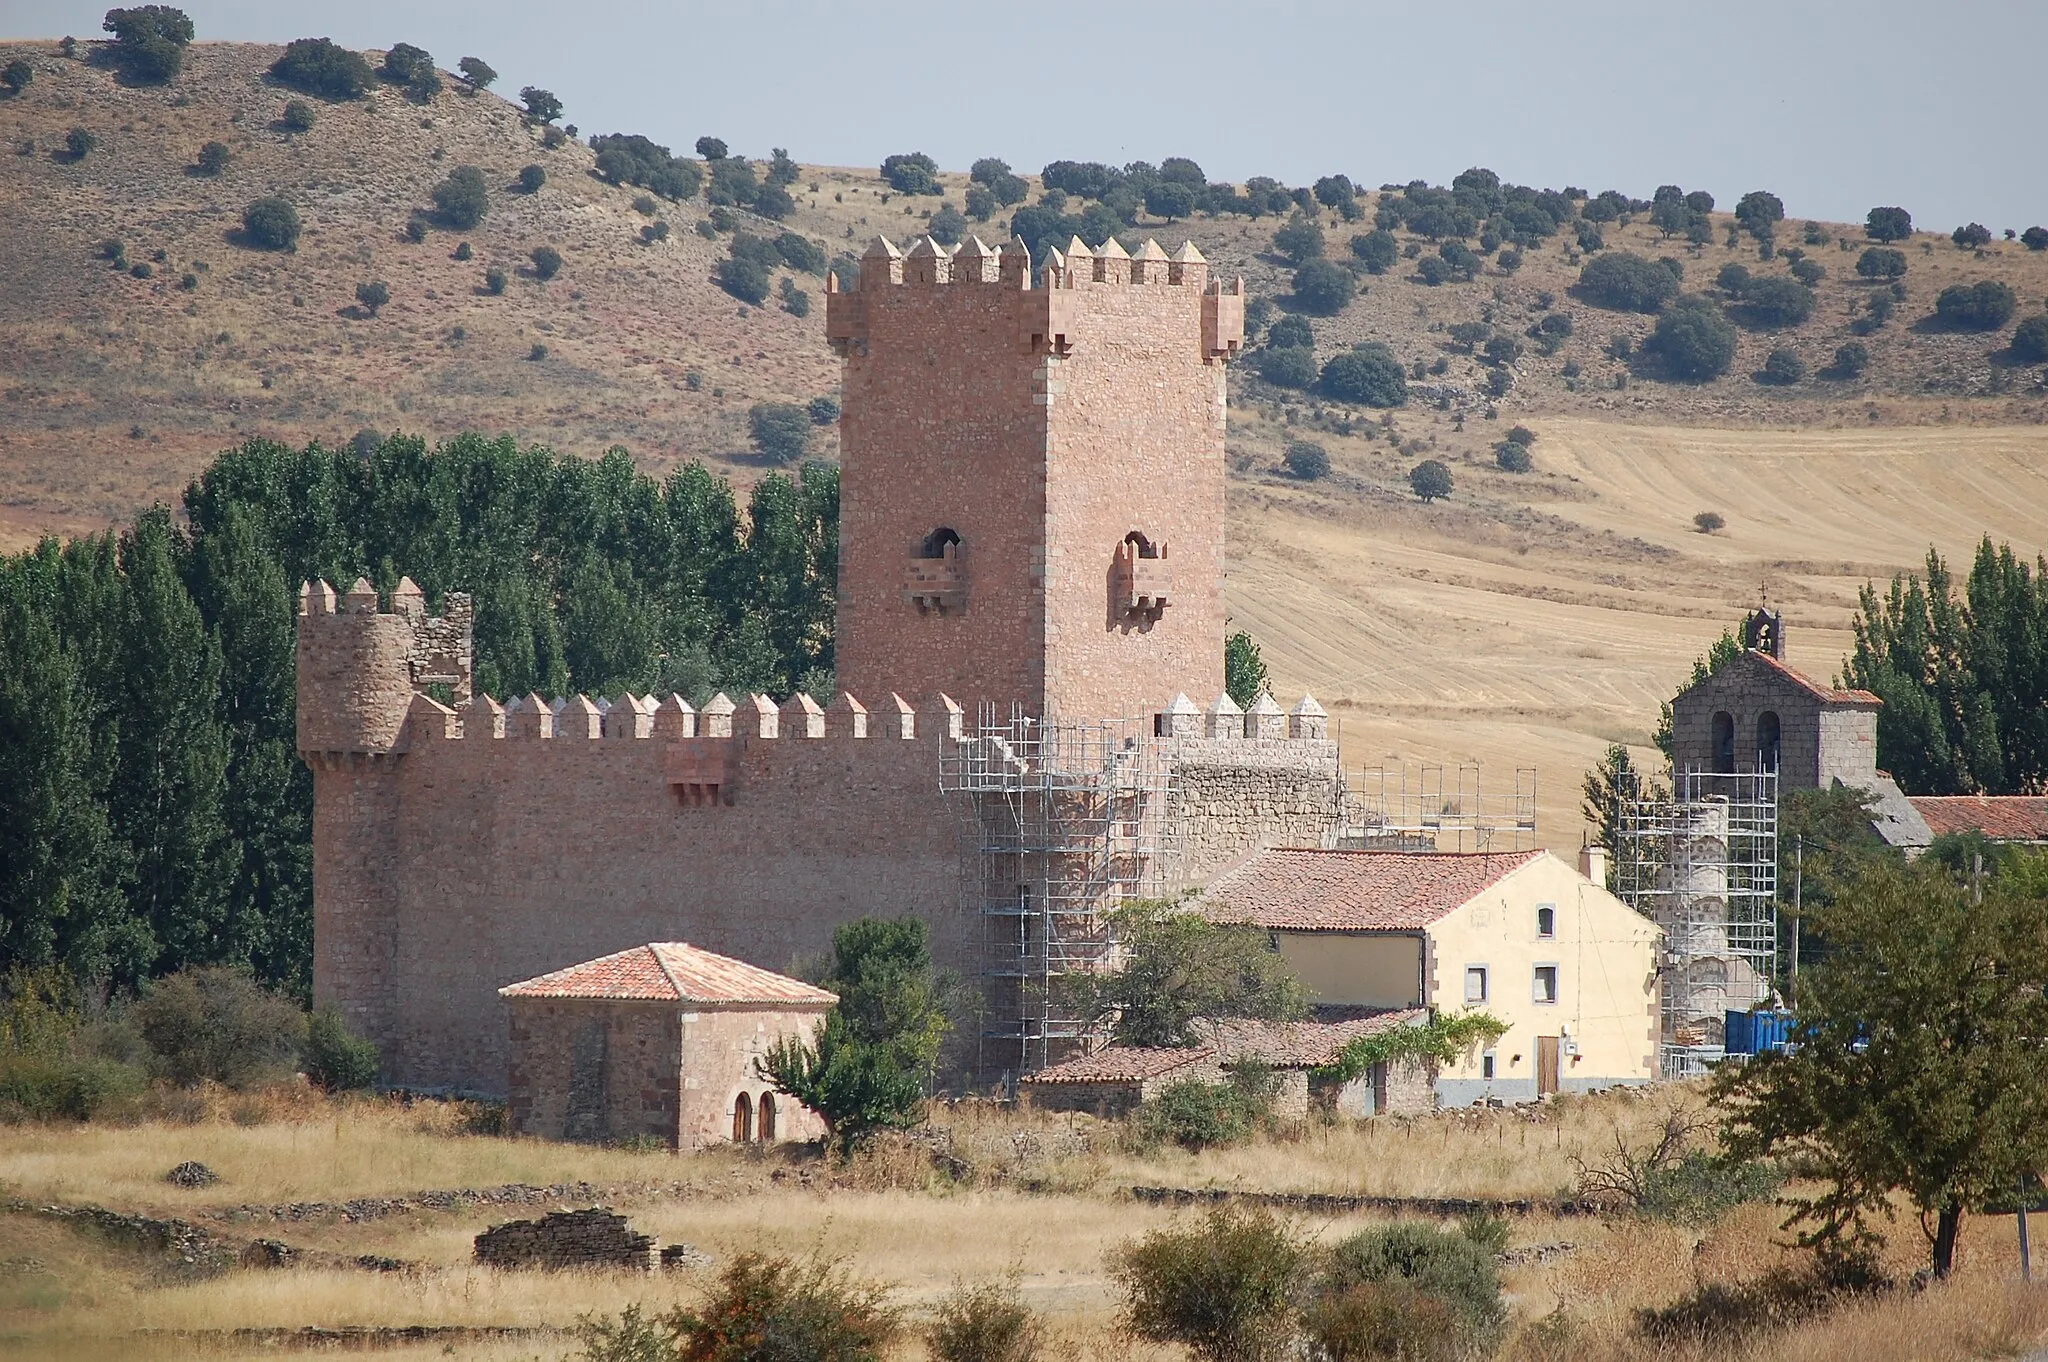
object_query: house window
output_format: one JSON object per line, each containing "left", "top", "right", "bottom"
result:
{"left": 1536, "top": 904, "right": 1556, "bottom": 939}
{"left": 1464, "top": 966, "right": 1488, "bottom": 1004}
{"left": 1533, "top": 965, "right": 1559, "bottom": 1005}
{"left": 1482, "top": 1052, "right": 1496, "bottom": 1080}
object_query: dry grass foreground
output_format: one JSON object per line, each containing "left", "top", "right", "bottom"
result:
{"left": 3, "top": 1089, "right": 2048, "bottom": 1361}
{"left": 4, "top": 36, "right": 2048, "bottom": 546}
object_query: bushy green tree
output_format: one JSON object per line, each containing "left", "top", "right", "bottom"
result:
{"left": 758, "top": 917, "right": 949, "bottom": 1152}
{"left": 353, "top": 280, "right": 389, "bottom": 316}
{"left": 1738, "top": 275, "right": 1815, "bottom": 328}
{"left": 1283, "top": 440, "right": 1330, "bottom": 480}
{"left": 927, "top": 205, "right": 967, "bottom": 246}
{"left": 102, "top": 5, "right": 194, "bottom": 84}
{"left": 529, "top": 244, "right": 561, "bottom": 279}
{"left": 1318, "top": 1220, "right": 1506, "bottom": 1353}
{"left": 1255, "top": 345, "right": 1316, "bottom": 389}
{"left": 1495, "top": 440, "right": 1531, "bottom": 472}
{"left": 1647, "top": 295, "right": 1737, "bottom": 380}
{"left": 1349, "top": 229, "right": 1398, "bottom": 274}
{"left": 1934, "top": 280, "right": 2016, "bottom": 329}
{"left": 1266, "top": 315, "right": 1313, "bottom": 350}
{"left": 881, "top": 151, "right": 941, "bottom": 195}
{"left": 3, "top": 58, "right": 35, "bottom": 94}
{"left": 518, "top": 85, "right": 560, "bottom": 122}
{"left": 749, "top": 403, "right": 811, "bottom": 464}
{"left": 1290, "top": 259, "right": 1352, "bottom": 315}
{"left": 194, "top": 140, "right": 230, "bottom": 175}
{"left": 2021, "top": 226, "right": 2048, "bottom": 252}
{"left": 1951, "top": 222, "right": 1992, "bottom": 249}
{"left": 1145, "top": 181, "right": 1196, "bottom": 221}
{"left": 431, "top": 165, "right": 489, "bottom": 228}
{"left": 1856, "top": 247, "right": 1907, "bottom": 280}
{"left": 928, "top": 1279, "right": 1041, "bottom": 1362}
{"left": 1577, "top": 252, "right": 1679, "bottom": 311}
{"left": 1224, "top": 631, "right": 1267, "bottom": 709}
{"left": 269, "top": 38, "right": 373, "bottom": 99}
{"left": 516, "top": 163, "right": 544, "bottom": 193}
{"left": 590, "top": 133, "right": 702, "bottom": 202}
{"left": 1734, "top": 190, "right": 1784, "bottom": 237}
{"left": 1272, "top": 213, "right": 1324, "bottom": 264}
{"left": 1409, "top": 460, "right": 1452, "bottom": 502}
{"left": 456, "top": 56, "right": 495, "bottom": 89}
{"left": 302, "top": 1007, "right": 378, "bottom": 1089}
{"left": 280, "top": 99, "right": 315, "bottom": 132}
{"left": 1065, "top": 900, "right": 1305, "bottom": 1048}
{"left": 378, "top": 42, "right": 432, "bottom": 85}
{"left": 1827, "top": 341, "right": 1870, "bottom": 378}
{"left": 241, "top": 197, "right": 300, "bottom": 251}
{"left": 64, "top": 127, "right": 95, "bottom": 161}
{"left": 135, "top": 965, "right": 304, "bottom": 1087}
{"left": 2012, "top": 315, "right": 2048, "bottom": 364}
{"left": 1760, "top": 347, "right": 1805, "bottom": 385}
{"left": 1112, "top": 1206, "right": 1306, "bottom": 1362}
{"left": 1319, "top": 343, "right": 1406, "bottom": 407}
{"left": 1865, "top": 206, "right": 1912, "bottom": 241}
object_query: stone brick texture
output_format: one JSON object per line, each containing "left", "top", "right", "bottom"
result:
{"left": 1670, "top": 650, "right": 1878, "bottom": 789}
{"left": 472, "top": 1208, "right": 654, "bottom": 1271}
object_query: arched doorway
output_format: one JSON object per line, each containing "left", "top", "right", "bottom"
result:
{"left": 732, "top": 1092, "right": 753, "bottom": 1143}
{"left": 1756, "top": 711, "right": 1781, "bottom": 772}
{"left": 757, "top": 1092, "right": 777, "bottom": 1143}
{"left": 1711, "top": 711, "right": 1735, "bottom": 773}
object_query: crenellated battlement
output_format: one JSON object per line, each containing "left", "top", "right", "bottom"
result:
{"left": 296, "top": 576, "right": 473, "bottom": 757}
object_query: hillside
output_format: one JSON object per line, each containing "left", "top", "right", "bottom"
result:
{"left": 5, "top": 35, "right": 2048, "bottom": 846}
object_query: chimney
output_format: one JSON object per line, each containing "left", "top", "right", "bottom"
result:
{"left": 1579, "top": 843, "right": 1610, "bottom": 886}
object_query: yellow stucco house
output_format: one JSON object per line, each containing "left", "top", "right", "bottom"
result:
{"left": 1200, "top": 848, "right": 1661, "bottom": 1105}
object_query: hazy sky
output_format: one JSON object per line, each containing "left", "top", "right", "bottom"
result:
{"left": 13, "top": 1, "right": 2045, "bottom": 231}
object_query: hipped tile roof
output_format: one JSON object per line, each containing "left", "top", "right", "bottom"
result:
{"left": 1750, "top": 652, "right": 1882, "bottom": 706}
{"left": 1909, "top": 796, "right": 2048, "bottom": 842}
{"left": 499, "top": 942, "right": 838, "bottom": 1007}
{"left": 1201, "top": 848, "right": 1544, "bottom": 931}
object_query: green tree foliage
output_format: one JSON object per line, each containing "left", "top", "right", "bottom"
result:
{"left": 1789, "top": 257, "right": 1825, "bottom": 287}
{"left": 1855, "top": 247, "right": 1907, "bottom": 280}
{"left": 1272, "top": 213, "right": 1324, "bottom": 265}
{"left": 1494, "top": 440, "right": 1531, "bottom": 472}
{"left": 300, "top": 1007, "right": 378, "bottom": 1089}
{"left": 2012, "top": 315, "right": 2048, "bottom": 364}
{"left": 881, "top": 151, "right": 941, "bottom": 195}
{"left": 2, "top": 437, "right": 840, "bottom": 991}
{"left": 1319, "top": 343, "right": 1406, "bottom": 407}
{"left": 1065, "top": 900, "right": 1305, "bottom": 1048}
{"left": 64, "top": 127, "right": 96, "bottom": 161}
{"left": 431, "top": 165, "right": 489, "bottom": 229}
{"left": 1580, "top": 743, "right": 1664, "bottom": 885}
{"left": 353, "top": 280, "right": 388, "bottom": 315}
{"left": 928, "top": 1279, "right": 1041, "bottom": 1362}
{"left": 927, "top": 205, "right": 967, "bottom": 247}
{"left": 1577, "top": 252, "right": 1679, "bottom": 312}
{"left": 1865, "top": 207, "right": 1912, "bottom": 241}
{"left": 529, "top": 244, "right": 561, "bottom": 280}
{"left": 483, "top": 265, "right": 506, "bottom": 294}
{"left": 1734, "top": 190, "right": 1784, "bottom": 238}
{"left": 1254, "top": 345, "right": 1316, "bottom": 390}
{"left": 1737, "top": 275, "right": 1815, "bottom": 328}
{"left": 694, "top": 136, "right": 728, "bottom": 161}
{"left": 134, "top": 965, "right": 304, "bottom": 1086}
{"left": 1315, "top": 1012, "right": 1506, "bottom": 1086}
{"left": 1283, "top": 440, "right": 1330, "bottom": 480}
{"left": 102, "top": 5, "right": 194, "bottom": 84}
{"left": 193, "top": 139, "right": 230, "bottom": 175}
{"left": 590, "top": 133, "right": 703, "bottom": 201}
{"left": 1715, "top": 856, "right": 2048, "bottom": 1277}
{"left": 707, "top": 156, "right": 758, "bottom": 208}
{"left": 1145, "top": 181, "right": 1196, "bottom": 221}
{"left": 1316, "top": 1220, "right": 1507, "bottom": 1354}
{"left": 1112, "top": 1206, "right": 1306, "bottom": 1362}
{"left": 1349, "top": 229, "right": 1398, "bottom": 274}
{"left": 749, "top": 403, "right": 811, "bottom": 464}
{"left": 378, "top": 42, "right": 432, "bottom": 86}
{"left": 758, "top": 917, "right": 949, "bottom": 1152}
{"left": 516, "top": 163, "right": 545, "bottom": 193}
{"left": 1647, "top": 295, "right": 1737, "bottom": 380}
{"left": 1224, "top": 632, "right": 1267, "bottom": 709}
{"left": 1760, "top": 347, "right": 1806, "bottom": 384}
{"left": 1827, "top": 341, "right": 1870, "bottom": 378}
{"left": 1290, "top": 259, "right": 1353, "bottom": 315}
{"left": 456, "top": 56, "right": 495, "bottom": 89}
{"left": 280, "top": 99, "right": 315, "bottom": 132}
{"left": 1934, "top": 280, "right": 2017, "bottom": 330}
{"left": 1409, "top": 460, "right": 1452, "bottom": 502}
{"left": 1138, "top": 1063, "right": 1281, "bottom": 1152}
{"left": 269, "top": 38, "right": 373, "bottom": 99}
{"left": 518, "top": 86, "right": 561, "bottom": 122}
{"left": 2020, "top": 226, "right": 2048, "bottom": 252}
{"left": 1951, "top": 222, "right": 1992, "bottom": 249}
{"left": 578, "top": 1255, "right": 897, "bottom": 1362}
{"left": 1265, "top": 315, "right": 1313, "bottom": 351}
{"left": 2, "top": 58, "right": 33, "bottom": 94}
{"left": 1843, "top": 539, "right": 2048, "bottom": 794}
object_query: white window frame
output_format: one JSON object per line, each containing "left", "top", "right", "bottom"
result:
{"left": 1464, "top": 965, "right": 1489, "bottom": 1004}
{"left": 1536, "top": 902, "right": 1556, "bottom": 939}
{"left": 1481, "top": 1051, "right": 1496, "bottom": 1080}
{"left": 1532, "top": 963, "right": 1559, "bottom": 1005}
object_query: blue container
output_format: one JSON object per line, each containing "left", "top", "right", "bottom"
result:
{"left": 1725, "top": 1009, "right": 1793, "bottom": 1055}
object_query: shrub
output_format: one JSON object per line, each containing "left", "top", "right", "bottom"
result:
{"left": 1577, "top": 252, "right": 1679, "bottom": 311}
{"left": 517, "top": 163, "right": 545, "bottom": 193}
{"left": 194, "top": 139, "right": 230, "bottom": 175}
{"left": 134, "top": 967, "right": 306, "bottom": 1088}
{"left": 694, "top": 135, "right": 728, "bottom": 161}
{"left": 518, "top": 86, "right": 561, "bottom": 122}
{"left": 540, "top": 124, "right": 565, "bottom": 149}
{"left": 781, "top": 281, "right": 810, "bottom": 316}
{"left": 1495, "top": 441, "right": 1531, "bottom": 473}
{"left": 1504, "top": 424, "right": 1536, "bottom": 446}
{"left": 1256, "top": 346, "right": 1317, "bottom": 390}
{"left": 528, "top": 343, "right": 547, "bottom": 361}
{"left": 65, "top": 127, "right": 96, "bottom": 161}
{"left": 432, "top": 165, "right": 490, "bottom": 228}
{"left": 1951, "top": 222, "right": 1992, "bottom": 249}
{"left": 1734, "top": 189, "right": 1785, "bottom": 237}
{"left": 590, "top": 133, "right": 703, "bottom": 201}
{"left": 881, "top": 151, "right": 942, "bottom": 195}
{"left": 1138, "top": 1067, "right": 1277, "bottom": 1152}
{"left": 1738, "top": 275, "right": 1815, "bottom": 328}
{"left": 1303, "top": 1282, "right": 1460, "bottom": 1362}
{"left": 1815, "top": 342, "right": 1868, "bottom": 382}
{"left": 524, "top": 245, "right": 561, "bottom": 281}
{"left": 1760, "top": 347, "right": 1805, "bottom": 384}
{"left": 1283, "top": 440, "right": 1330, "bottom": 480}
{"left": 717, "top": 255, "right": 769, "bottom": 305}
{"left": 963, "top": 185, "right": 996, "bottom": 220}
{"left": 1322, "top": 1221, "right": 1505, "bottom": 1350}
{"left": 1866, "top": 206, "right": 1913, "bottom": 241}
{"left": 1112, "top": 1206, "right": 1306, "bottom": 1362}
{"left": 1935, "top": 280, "right": 2017, "bottom": 329}
{"left": 752, "top": 183, "right": 794, "bottom": 219}
{"left": 302, "top": 1008, "right": 379, "bottom": 1090}
{"left": 379, "top": 41, "right": 432, "bottom": 86}
{"left": 639, "top": 221, "right": 670, "bottom": 245}
{"left": 1694, "top": 511, "right": 1725, "bottom": 533}
{"left": 280, "top": 99, "right": 315, "bottom": 132}
{"left": 1414, "top": 255, "right": 1451, "bottom": 286}
{"left": 0, "top": 1051, "right": 145, "bottom": 1122}
{"left": 241, "top": 196, "right": 301, "bottom": 250}
{"left": 2012, "top": 315, "right": 2048, "bottom": 365}
{"left": 1447, "top": 321, "right": 1489, "bottom": 351}
{"left": 707, "top": 156, "right": 759, "bottom": 207}
{"left": 1145, "top": 181, "right": 1197, "bottom": 221}
{"left": 2022, "top": 226, "right": 2048, "bottom": 252}
{"left": 103, "top": 5, "right": 194, "bottom": 84}
{"left": 750, "top": 402, "right": 812, "bottom": 463}
{"left": 354, "top": 280, "right": 389, "bottom": 315}
{"left": 270, "top": 37, "right": 373, "bottom": 99}
{"left": 1856, "top": 247, "right": 1907, "bottom": 280}
{"left": 1320, "top": 344, "right": 1407, "bottom": 407}
{"left": 1649, "top": 296, "right": 1738, "bottom": 380}
{"left": 1409, "top": 459, "right": 1452, "bottom": 502}
{"left": 1266, "top": 314, "right": 1314, "bottom": 350}
{"left": 1349, "top": 229, "right": 1398, "bottom": 274}
{"left": 928, "top": 205, "right": 968, "bottom": 247}
{"left": 457, "top": 56, "right": 495, "bottom": 89}
{"left": 3, "top": 58, "right": 35, "bottom": 94}
{"left": 774, "top": 232, "right": 825, "bottom": 273}
{"left": 808, "top": 395, "right": 841, "bottom": 425}
{"left": 1789, "top": 257, "right": 1825, "bottom": 286}
{"left": 484, "top": 266, "right": 506, "bottom": 294}
{"left": 1291, "top": 259, "right": 1353, "bottom": 315}
{"left": 576, "top": 1254, "right": 896, "bottom": 1362}
{"left": 1273, "top": 214, "right": 1324, "bottom": 264}
{"left": 1483, "top": 335, "right": 1523, "bottom": 366}
{"left": 929, "top": 1280, "right": 1040, "bottom": 1362}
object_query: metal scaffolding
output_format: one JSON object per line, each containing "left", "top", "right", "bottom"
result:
{"left": 1614, "top": 769, "right": 1779, "bottom": 1078}
{"left": 939, "top": 703, "right": 1180, "bottom": 1079}
{"left": 1339, "top": 764, "right": 1539, "bottom": 852}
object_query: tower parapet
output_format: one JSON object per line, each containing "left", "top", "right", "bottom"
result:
{"left": 296, "top": 577, "right": 473, "bottom": 758}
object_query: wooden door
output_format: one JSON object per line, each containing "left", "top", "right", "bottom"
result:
{"left": 732, "top": 1092, "right": 753, "bottom": 1143}
{"left": 1536, "top": 1036, "right": 1560, "bottom": 1097}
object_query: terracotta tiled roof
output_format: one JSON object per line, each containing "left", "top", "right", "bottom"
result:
{"left": 1201, "top": 848, "right": 1544, "bottom": 931}
{"left": 1204, "top": 1011, "right": 1429, "bottom": 1068}
{"left": 1020, "top": 1047, "right": 1213, "bottom": 1085}
{"left": 499, "top": 943, "right": 838, "bottom": 1006}
{"left": 1909, "top": 796, "right": 2048, "bottom": 842}
{"left": 1750, "top": 652, "right": 1881, "bottom": 706}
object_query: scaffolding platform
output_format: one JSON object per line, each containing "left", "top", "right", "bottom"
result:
{"left": 1339, "top": 764, "right": 1538, "bottom": 853}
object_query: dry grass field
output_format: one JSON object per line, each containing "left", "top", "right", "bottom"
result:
{"left": 4, "top": 1090, "right": 2047, "bottom": 1361}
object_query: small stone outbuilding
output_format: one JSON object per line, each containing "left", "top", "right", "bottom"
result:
{"left": 500, "top": 942, "right": 835, "bottom": 1150}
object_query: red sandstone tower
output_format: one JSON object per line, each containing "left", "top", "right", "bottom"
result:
{"left": 826, "top": 233, "right": 1243, "bottom": 717}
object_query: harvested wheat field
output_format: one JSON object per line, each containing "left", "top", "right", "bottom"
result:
{"left": 2, "top": 1088, "right": 2046, "bottom": 1361}
{"left": 1225, "top": 418, "right": 2048, "bottom": 844}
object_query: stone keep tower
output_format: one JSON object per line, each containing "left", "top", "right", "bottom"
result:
{"left": 827, "top": 233, "right": 1243, "bottom": 717}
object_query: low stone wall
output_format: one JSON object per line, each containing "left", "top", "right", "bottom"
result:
{"left": 472, "top": 1208, "right": 655, "bottom": 1271}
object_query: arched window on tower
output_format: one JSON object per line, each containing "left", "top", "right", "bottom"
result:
{"left": 919, "top": 527, "right": 960, "bottom": 559}
{"left": 1711, "top": 711, "right": 1735, "bottom": 774}
{"left": 906, "top": 528, "right": 964, "bottom": 614}
{"left": 732, "top": 1091, "right": 753, "bottom": 1143}
{"left": 1757, "top": 711, "right": 1781, "bottom": 773}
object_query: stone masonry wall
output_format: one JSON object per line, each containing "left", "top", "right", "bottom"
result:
{"left": 676, "top": 1007, "right": 830, "bottom": 1150}
{"left": 1167, "top": 737, "right": 1344, "bottom": 882}
{"left": 506, "top": 1000, "right": 680, "bottom": 1146}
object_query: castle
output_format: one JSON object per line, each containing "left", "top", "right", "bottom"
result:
{"left": 297, "top": 234, "right": 1346, "bottom": 1093}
